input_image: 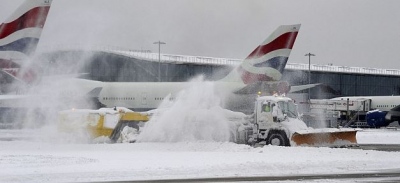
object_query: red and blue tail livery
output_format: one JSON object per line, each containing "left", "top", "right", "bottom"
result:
{"left": 0, "top": 0, "right": 52, "bottom": 83}
{"left": 221, "top": 24, "right": 300, "bottom": 85}
{"left": 240, "top": 24, "right": 300, "bottom": 84}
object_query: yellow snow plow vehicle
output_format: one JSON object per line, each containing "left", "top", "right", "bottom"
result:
{"left": 58, "top": 107, "right": 149, "bottom": 142}
{"left": 235, "top": 96, "right": 358, "bottom": 147}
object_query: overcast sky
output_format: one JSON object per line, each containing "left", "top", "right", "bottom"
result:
{"left": 1, "top": 0, "right": 400, "bottom": 69}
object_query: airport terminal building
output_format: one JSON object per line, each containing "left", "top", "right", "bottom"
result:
{"left": 38, "top": 47, "right": 400, "bottom": 100}
{"left": 1, "top": 48, "right": 399, "bottom": 127}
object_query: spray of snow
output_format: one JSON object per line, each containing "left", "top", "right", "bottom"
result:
{"left": 137, "top": 76, "right": 246, "bottom": 143}
{"left": 2, "top": 47, "right": 101, "bottom": 143}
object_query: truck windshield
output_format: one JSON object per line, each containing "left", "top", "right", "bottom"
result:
{"left": 278, "top": 101, "right": 298, "bottom": 118}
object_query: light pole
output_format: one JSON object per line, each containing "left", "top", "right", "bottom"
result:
{"left": 305, "top": 52, "right": 315, "bottom": 100}
{"left": 153, "top": 41, "right": 166, "bottom": 82}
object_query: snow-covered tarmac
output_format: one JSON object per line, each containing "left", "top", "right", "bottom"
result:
{"left": 0, "top": 128, "right": 400, "bottom": 182}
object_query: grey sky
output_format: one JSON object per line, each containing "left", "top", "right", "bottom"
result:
{"left": 1, "top": 0, "right": 400, "bottom": 69}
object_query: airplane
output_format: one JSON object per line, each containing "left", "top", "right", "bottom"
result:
{"left": 0, "top": 0, "right": 52, "bottom": 94}
{"left": 0, "top": 24, "right": 307, "bottom": 125}
{"left": 71, "top": 24, "right": 312, "bottom": 113}
{"left": 332, "top": 96, "right": 400, "bottom": 127}
{"left": 0, "top": 0, "right": 306, "bottom": 113}
{"left": 0, "top": 1, "right": 318, "bottom": 117}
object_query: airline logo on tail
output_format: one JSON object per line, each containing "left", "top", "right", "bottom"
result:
{"left": 0, "top": 0, "right": 52, "bottom": 83}
{"left": 239, "top": 24, "right": 300, "bottom": 84}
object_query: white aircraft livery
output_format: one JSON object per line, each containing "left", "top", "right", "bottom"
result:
{"left": 332, "top": 96, "right": 400, "bottom": 127}
{"left": 76, "top": 24, "right": 303, "bottom": 111}
{"left": 0, "top": 1, "right": 306, "bottom": 114}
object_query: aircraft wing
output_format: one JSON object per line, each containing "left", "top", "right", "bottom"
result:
{"left": 233, "top": 81, "right": 276, "bottom": 95}
{"left": 233, "top": 81, "right": 293, "bottom": 95}
{"left": 289, "top": 83, "right": 321, "bottom": 93}
{"left": 233, "top": 81, "right": 321, "bottom": 95}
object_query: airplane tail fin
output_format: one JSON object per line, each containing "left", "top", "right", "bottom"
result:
{"left": 220, "top": 24, "right": 300, "bottom": 85}
{"left": 0, "top": 0, "right": 52, "bottom": 83}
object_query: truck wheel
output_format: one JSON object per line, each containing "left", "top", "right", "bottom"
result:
{"left": 267, "top": 130, "right": 290, "bottom": 146}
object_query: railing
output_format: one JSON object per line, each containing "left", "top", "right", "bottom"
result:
{"left": 286, "top": 63, "right": 400, "bottom": 76}
{"left": 37, "top": 44, "right": 400, "bottom": 76}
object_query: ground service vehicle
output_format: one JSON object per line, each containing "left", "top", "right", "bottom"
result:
{"left": 58, "top": 96, "right": 357, "bottom": 146}
{"left": 235, "top": 96, "right": 358, "bottom": 146}
{"left": 58, "top": 107, "right": 149, "bottom": 142}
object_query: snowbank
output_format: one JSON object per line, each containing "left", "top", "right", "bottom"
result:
{"left": 1, "top": 140, "right": 400, "bottom": 183}
{"left": 0, "top": 128, "right": 400, "bottom": 182}
{"left": 357, "top": 128, "right": 400, "bottom": 144}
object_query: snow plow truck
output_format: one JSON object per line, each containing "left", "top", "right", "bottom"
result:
{"left": 58, "top": 96, "right": 357, "bottom": 146}
{"left": 235, "top": 96, "right": 357, "bottom": 146}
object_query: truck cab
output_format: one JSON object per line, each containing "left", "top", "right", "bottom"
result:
{"left": 256, "top": 96, "right": 299, "bottom": 124}
{"left": 250, "top": 96, "right": 302, "bottom": 146}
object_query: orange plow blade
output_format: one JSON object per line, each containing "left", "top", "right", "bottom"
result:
{"left": 291, "top": 129, "right": 357, "bottom": 147}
